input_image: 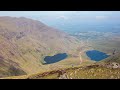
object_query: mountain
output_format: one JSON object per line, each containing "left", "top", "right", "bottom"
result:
{"left": 0, "top": 16, "right": 81, "bottom": 78}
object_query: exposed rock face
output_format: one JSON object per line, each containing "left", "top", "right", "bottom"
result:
{"left": 106, "top": 62, "right": 120, "bottom": 69}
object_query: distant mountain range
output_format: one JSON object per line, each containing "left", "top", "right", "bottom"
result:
{"left": 0, "top": 16, "right": 81, "bottom": 78}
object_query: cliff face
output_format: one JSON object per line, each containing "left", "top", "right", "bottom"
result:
{"left": 0, "top": 16, "right": 81, "bottom": 78}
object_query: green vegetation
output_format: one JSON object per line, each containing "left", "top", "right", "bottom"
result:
{"left": 3, "top": 64, "right": 120, "bottom": 79}
{"left": 1, "top": 17, "right": 120, "bottom": 79}
{"left": 0, "top": 16, "right": 81, "bottom": 78}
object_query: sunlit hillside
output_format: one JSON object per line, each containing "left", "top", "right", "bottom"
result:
{"left": 1, "top": 11, "right": 120, "bottom": 79}
{"left": 0, "top": 16, "right": 81, "bottom": 78}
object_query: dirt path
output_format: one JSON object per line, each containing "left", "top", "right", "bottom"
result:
{"left": 79, "top": 51, "right": 82, "bottom": 64}
{"left": 79, "top": 37, "right": 93, "bottom": 64}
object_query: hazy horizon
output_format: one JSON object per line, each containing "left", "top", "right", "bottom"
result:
{"left": 1, "top": 11, "right": 120, "bottom": 33}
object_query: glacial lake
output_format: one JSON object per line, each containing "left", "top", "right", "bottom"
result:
{"left": 86, "top": 50, "right": 110, "bottom": 61}
{"left": 44, "top": 53, "right": 68, "bottom": 64}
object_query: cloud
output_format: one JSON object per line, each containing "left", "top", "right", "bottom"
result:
{"left": 56, "top": 15, "right": 68, "bottom": 20}
{"left": 95, "top": 16, "right": 108, "bottom": 20}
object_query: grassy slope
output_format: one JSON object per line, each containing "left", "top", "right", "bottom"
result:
{"left": 90, "top": 37, "right": 120, "bottom": 64}
{"left": 0, "top": 16, "right": 82, "bottom": 78}
{"left": 1, "top": 17, "right": 120, "bottom": 79}
{"left": 2, "top": 63, "right": 120, "bottom": 79}
{"left": 26, "top": 29, "right": 120, "bottom": 79}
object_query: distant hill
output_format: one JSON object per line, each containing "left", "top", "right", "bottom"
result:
{"left": 0, "top": 16, "right": 81, "bottom": 78}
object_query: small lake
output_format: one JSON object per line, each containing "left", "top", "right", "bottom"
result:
{"left": 44, "top": 53, "right": 68, "bottom": 64}
{"left": 86, "top": 50, "right": 110, "bottom": 61}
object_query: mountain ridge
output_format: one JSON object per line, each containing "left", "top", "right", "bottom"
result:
{"left": 0, "top": 16, "right": 81, "bottom": 78}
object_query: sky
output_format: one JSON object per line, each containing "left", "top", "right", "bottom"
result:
{"left": 0, "top": 11, "right": 73, "bottom": 17}
{"left": 0, "top": 11, "right": 120, "bottom": 33}
{"left": 0, "top": 11, "right": 120, "bottom": 25}
{"left": 0, "top": 11, "right": 120, "bottom": 18}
